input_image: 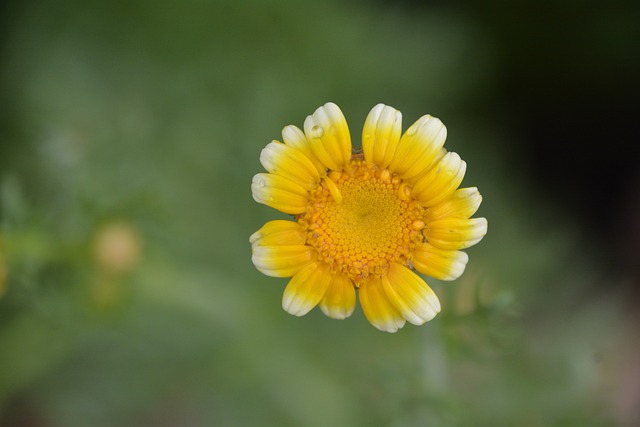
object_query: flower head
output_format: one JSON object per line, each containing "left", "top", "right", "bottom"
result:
{"left": 251, "top": 103, "right": 487, "bottom": 332}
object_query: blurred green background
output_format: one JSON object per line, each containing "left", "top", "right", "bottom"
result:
{"left": 1, "top": 0, "right": 639, "bottom": 426}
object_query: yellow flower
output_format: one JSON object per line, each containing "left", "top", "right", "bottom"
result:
{"left": 251, "top": 103, "right": 487, "bottom": 332}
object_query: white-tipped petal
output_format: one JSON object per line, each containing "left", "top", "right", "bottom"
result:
{"left": 304, "top": 103, "right": 352, "bottom": 171}
{"left": 250, "top": 220, "right": 307, "bottom": 247}
{"left": 251, "top": 173, "right": 309, "bottom": 214}
{"left": 259, "top": 141, "right": 321, "bottom": 191}
{"left": 382, "top": 263, "right": 441, "bottom": 325}
{"left": 252, "top": 244, "right": 316, "bottom": 278}
{"left": 282, "top": 125, "right": 327, "bottom": 173}
{"left": 389, "top": 115, "right": 447, "bottom": 179}
{"left": 362, "top": 103, "right": 402, "bottom": 168}
{"left": 282, "top": 262, "right": 332, "bottom": 317}
{"left": 412, "top": 152, "right": 466, "bottom": 207}
{"left": 425, "top": 217, "right": 488, "bottom": 250}
{"left": 412, "top": 244, "right": 469, "bottom": 281}
{"left": 426, "top": 187, "right": 482, "bottom": 221}
{"left": 319, "top": 272, "right": 356, "bottom": 320}
{"left": 359, "top": 276, "right": 406, "bottom": 333}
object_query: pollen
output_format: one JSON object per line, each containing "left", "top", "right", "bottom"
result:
{"left": 299, "top": 159, "right": 426, "bottom": 286}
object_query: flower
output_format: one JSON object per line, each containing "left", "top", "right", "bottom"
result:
{"left": 250, "top": 103, "right": 487, "bottom": 332}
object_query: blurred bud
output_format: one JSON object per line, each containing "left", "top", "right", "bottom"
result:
{"left": 93, "top": 222, "right": 142, "bottom": 274}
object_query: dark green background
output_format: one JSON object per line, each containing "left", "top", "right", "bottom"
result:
{"left": 1, "top": 0, "right": 639, "bottom": 426}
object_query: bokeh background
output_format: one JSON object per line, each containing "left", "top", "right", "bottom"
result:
{"left": 1, "top": 0, "right": 639, "bottom": 426}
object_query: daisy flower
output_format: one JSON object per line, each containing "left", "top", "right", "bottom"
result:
{"left": 250, "top": 103, "right": 487, "bottom": 332}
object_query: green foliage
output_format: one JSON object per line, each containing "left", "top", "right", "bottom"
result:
{"left": 0, "top": 0, "right": 630, "bottom": 426}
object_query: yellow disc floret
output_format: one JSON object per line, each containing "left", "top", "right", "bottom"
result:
{"left": 298, "top": 158, "right": 426, "bottom": 286}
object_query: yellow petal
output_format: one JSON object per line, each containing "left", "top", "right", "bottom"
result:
{"left": 411, "top": 152, "right": 466, "bottom": 207}
{"left": 319, "top": 272, "right": 356, "bottom": 320}
{"left": 282, "top": 125, "right": 327, "bottom": 173}
{"left": 359, "top": 276, "right": 406, "bottom": 333}
{"left": 251, "top": 244, "right": 316, "bottom": 278}
{"left": 282, "top": 262, "right": 332, "bottom": 316}
{"left": 382, "top": 263, "right": 440, "bottom": 325}
{"left": 303, "top": 102, "right": 352, "bottom": 171}
{"left": 321, "top": 174, "right": 343, "bottom": 204}
{"left": 251, "top": 173, "right": 309, "bottom": 215}
{"left": 362, "top": 103, "right": 402, "bottom": 169}
{"left": 388, "top": 115, "right": 447, "bottom": 180}
{"left": 411, "top": 243, "right": 469, "bottom": 281}
{"left": 425, "top": 187, "right": 482, "bottom": 221}
{"left": 425, "top": 217, "right": 488, "bottom": 250}
{"left": 250, "top": 220, "right": 307, "bottom": 246}
{"left": 260, "top": 141, "right": 321, "bottom": 191}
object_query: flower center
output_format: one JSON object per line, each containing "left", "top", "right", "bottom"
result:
{"left": 299, "top": 158, "right": 426, "bottom": 286}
